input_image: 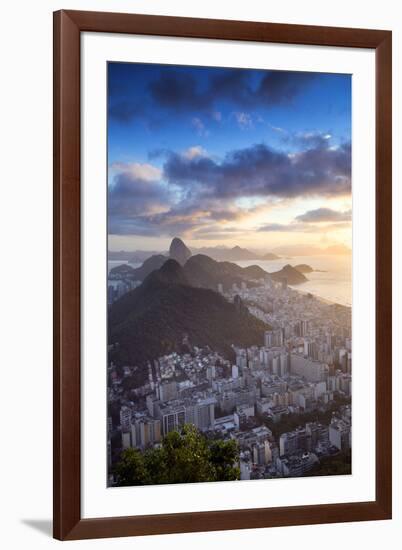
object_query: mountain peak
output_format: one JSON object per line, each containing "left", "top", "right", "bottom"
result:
{"left": 169, "top": 237, "right": 192, "bottom": 265}
{"left": 145, "top": 258, "right": 188, "bottom": 287}
{"left": 270, "top": 264, "right": 307, "bottom": 285}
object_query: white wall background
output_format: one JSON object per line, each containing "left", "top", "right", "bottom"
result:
{"left": 0, "top": 1, "right": 399, "bottom": 548}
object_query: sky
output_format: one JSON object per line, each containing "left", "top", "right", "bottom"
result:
{"left": 108, "top": 62, "right": 351, "bottom": 252}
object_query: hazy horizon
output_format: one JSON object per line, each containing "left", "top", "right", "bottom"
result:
{"left": 108, "top": 238, "right": 352, "bottom": 255}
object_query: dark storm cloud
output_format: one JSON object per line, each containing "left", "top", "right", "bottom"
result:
{"left": 108, "top": 166, "right": 172, "bottom": 235}
{"left": 149, "top": 71, "right": 210, "bottom": 111}
{"left": 257, "top": 71, "right": 317, "bottom": 104}
{"left": 144, "top": 202, "right": 246, "bottom": 235}
{"left": 146, "top": 69, "right": 317, "bottom": 114}
{"left": 108, "top": 101, "right": 143, "bottom": 123}
{"left": 109, "top": 172, "right": 169, "bottom": 216}
{"left": 163, "top": 142, "right": 351, "bottom": 200}
{"left": 296, "top": 207, "right": 352, "bottom": 223}
{"left": 108, "top": 140, "right": 351, "bottom": 236}
{"left": 108, "top": 66, "right": 318, "bottom": 123}
{"left": 108, "top": 167, "right": 244, "bottom": 237}
{"left": 208, "top": 69, "right": 255, "bottom": 107}
{"left": 108, "top": 100, "right": 163, "bottom": 128}
{"left": 147, "top": 68, "right": 253, "bottom": 114}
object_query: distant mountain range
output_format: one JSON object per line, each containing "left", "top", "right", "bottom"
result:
{"left": 110, "top": 252, "right": 269, "bottom": 290}
{"left": 109, "top": 259, "right": 270, "bottom": 368}
{"left": 183, "top": 254, "right": 262, "bottom": 291}
{"left": 109, "top": 244, "right": 281, "bottom": 264}
{"left": 109, "top": 241, "right": 350, "bottom": 265}
{"left": 110, "top": 239, "right": 308, "bottom": 287}
{"left": 191, "top": 245, "right": 281, "bottom": 262}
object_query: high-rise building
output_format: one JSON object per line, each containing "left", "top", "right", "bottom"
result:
{"left": 131, "top": 416, "right": 162, "bottom": 449}
{"left": 264, "top": 331, "right": 273, "bottom": 348}
{"left": 347, "top": 352, "right": 352, "bottom": 374}
{"left": 313, "top": 381, "right": 327, "bottom": 399}
{"left": 160, "top": 403, "right": 186, "bottom": 435}
{"left": 279, "top": 427, "right": 308, "bottom": 456}
{"left": 185, "top": 397, "right": 216, "bottom": 430}
{"left": 253, "top": 440, "right": 271, "bottom": 465}
{"left": 272, "top": 355, "right": 280, "bottom": 375}
{"left": 139, "top": 418, "right": 161, "bottom": 448}
{"left": 338, "top": 373, "right": 352, "bottom": 396}
{"left": 120, "top": 405, "right": 132, "bottom": 433}
{"left": 122, "top": 431, "right": 131, "bottom": 450}
{"left": 240, "top": 461, "right": 251, "bottom": 480}
{"left": 277, "top": 452, "right": 318, "bottom": 477}
{"left": 338, "top": 348, "right": 348, "bottom": 372}
{"left": 305, "top": 421, "right": 329, "bottom": 450}
{"left": 265, "top": 329, "right": 284, "bottom": 348}
{"left": 206, "top": 365, "right": 216, "bottom": 381}
{"left": 279, "top": 353, "right": 289, "bottom": 377}
{"left": 329, "top": 418, "right": 351, "bottom": 451}
{"left": 290, "top": 354, "right": 329, "bottom": 382}
{"left": 236, "top": 349, "right": 248, "bottom": 369}
{"left": 146, "top": 394, "right": 160, "bottom": 416}
{"left": 158, "top": 380, "right": 178, "bottom": 402}
{"left": 304, "top": 338, "right": 317, "bottom": 359}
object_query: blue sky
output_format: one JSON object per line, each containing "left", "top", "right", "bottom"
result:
{"left": 108, "top": 62, "right": 351, "bottom": 252}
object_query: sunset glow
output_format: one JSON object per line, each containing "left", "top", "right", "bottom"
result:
{"left": 108, "top": 63, "right": 351, "bottom": 252}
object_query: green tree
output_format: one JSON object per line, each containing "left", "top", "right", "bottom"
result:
{"left": 209, "top": 439, "right": 240, "bottom": 481}
{"left": 114, "top": 424, "right": 240, "bottom": 486}
{"left": 161, "top": 424, "right": 215, "bottom": 484}
{"left": 143, "top": 447, "right": 168, "bottom": 485}
{"left": 114, "top": 447, "right": 147, "bottom": 486}
{"left": 306, "top": 450, "right": 352, "bottom": 476}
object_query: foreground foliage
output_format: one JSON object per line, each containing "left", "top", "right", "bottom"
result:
{"left": 114, "top": 424, "right": 240, "bottom": 486}
{"left": 306, "top": 450, "right": 352, "bottom": 477}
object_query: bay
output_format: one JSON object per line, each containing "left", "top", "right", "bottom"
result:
{"left": 236, "top": 255, "right": 352, "bottom": 307}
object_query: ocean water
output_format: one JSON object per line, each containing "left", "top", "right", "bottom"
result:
{"left": 236, "top": 255, "right": 352, "bottom": 307}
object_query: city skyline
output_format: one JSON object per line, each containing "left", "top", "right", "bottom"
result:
{"left": 108, "top": 63, "right": 351, "bottom": 252}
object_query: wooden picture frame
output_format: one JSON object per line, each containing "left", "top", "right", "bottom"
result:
{"left": 53, "top": 10, "right": 392, "bottom": 540}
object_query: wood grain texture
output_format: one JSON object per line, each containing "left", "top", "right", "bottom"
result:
{"left": 53, "top": 10, "right": 81, "bottom": 541}
{"left": 66, "top": 10, "right": 389, "bottom": 48}
{"left": 374, "top": 32, "right": 392, "bottom": 517}
{"left": 53, "top": 10, "right": 392, "bottom": 540}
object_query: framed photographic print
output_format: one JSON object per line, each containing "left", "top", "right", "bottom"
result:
{"left": 53, "top": 10, "right": 392, "bottom": 540}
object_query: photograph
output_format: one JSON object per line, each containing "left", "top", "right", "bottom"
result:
{"left": 106, "top": 62, "right": 352, "bottom": 487}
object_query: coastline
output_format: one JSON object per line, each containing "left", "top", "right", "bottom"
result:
{"left": 290, "top": 284, "right": 351, "bottom": 309}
